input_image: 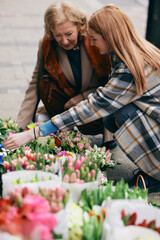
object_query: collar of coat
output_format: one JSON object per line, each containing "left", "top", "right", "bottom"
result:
{"left": 42, "top": 34, "right": 111, "bottom": 83}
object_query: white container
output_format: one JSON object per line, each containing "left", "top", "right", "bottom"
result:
{"left": 102, "top": 200, "right": 160, "bottom": 240}
{"left": 2, "top": 170, "right": 61, "bottom": 197}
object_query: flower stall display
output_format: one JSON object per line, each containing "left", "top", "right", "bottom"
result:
{"left": 102, "top": 200, "right": 160, "bottom": 240}
{"left": 1, "top": 119, "right": 160, "bottom": 240}
{"left": 2, "top": 170, "right": 61, "bottom": 197}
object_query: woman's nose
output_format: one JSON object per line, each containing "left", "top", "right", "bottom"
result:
{"left": 61, "top": 37, "right": 69, "bottom": 45}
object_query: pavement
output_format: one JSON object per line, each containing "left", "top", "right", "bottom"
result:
{"left": 0, "top": 0, "right": 159, "bottom": 204}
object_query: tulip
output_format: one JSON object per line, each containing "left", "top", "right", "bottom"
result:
{"left": 87, "top": 172, "right": 91, "bottom": 182}
{"left": 67, "top": 162, "right": 73, "bottom": 170}
{"left": 74, "top": 160, "right": 81, "bottom": 170}
{"left": 63, "top": 174, "right": 70, "bottom": 183}
{"left": 70, "top": 172, "right": 77, "bottom": 183}
{"left": 90, "top": 169, "right": 96, "bottom": 178}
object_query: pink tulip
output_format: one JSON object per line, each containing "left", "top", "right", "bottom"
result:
{"left": 79, "top": 179, "right": 84, "bottom": 184}
{"left": 63, "top": 174, "right": 70, "bottom": 183}
{"left": 55, "top": 187, "right": 65, "bottom": 200}
{"left": 75, "top": 178, "right": 81, "bottom": 183}
{"left": 67, "top": 162, "right": 73, "bottom": 170}
{"left": 74, "top": 160, "right": 81, "bottom": 170}
{"left": 87, "top": 172, "right": 91, "bottom": 181}
{"left": 80, "top": 156, "right": 86, "bottom": 163}
{"left": 3, "top": 161, "right": 10, "bottom": 170}
{"left": 43, "top": 154, "right": 48, "bottom": 160}
{"left": 70, "top": 172, "right": 77, "bottom": 183}
{"left": 90, "top": 169, "right": 96, "bottom": 177}
{"left": 75, "top": 169, "right": 80, "bottom": 178}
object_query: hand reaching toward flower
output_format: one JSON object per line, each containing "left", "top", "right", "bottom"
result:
{"left": 64, "top": 93, "right": 84, "bottom": 110}
{"left": 3, "top": 127, "right": 39, "bottom": 149}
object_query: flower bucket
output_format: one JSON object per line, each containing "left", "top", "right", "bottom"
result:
{"left": 102, "top": 200, "right": 160, "bottom": 240}
{"left": 2, "top": 170, "right": 61, "bottom": 197}
{"left": 61, "top": 178, "right": 99, "bottom": 204}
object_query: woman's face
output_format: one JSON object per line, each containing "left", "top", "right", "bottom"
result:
{"left": 89, "top": 27, "right": 111, "bottom": 54}
{"left": 52, "top": 21, "right": 79, "bottom": 50}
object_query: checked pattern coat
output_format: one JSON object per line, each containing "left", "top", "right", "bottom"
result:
{"left": 52, "top": 55, "right": 160, "bottom": 180}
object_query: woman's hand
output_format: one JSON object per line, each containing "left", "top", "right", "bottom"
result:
{"left": 64, "top": 93, "right": 84, "bottom": 110}
{"left": 3, "top": 127, "right": 39, "bottom": 150}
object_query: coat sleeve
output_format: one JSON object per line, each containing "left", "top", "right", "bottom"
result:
{"left": 51, "top": 63, "right": 140, "bottom": 131}
{"left": 16, "top": 40, "right": 43, "bottom": 129}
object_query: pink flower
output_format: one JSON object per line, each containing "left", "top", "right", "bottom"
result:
{"left": 106, "top": 156, "right": 111, "bottom": 163}
{"left": 87, "top": 173, "right": 91, "bottom": 182}
{"left": 69, "top": 141, "right": 75, "bottom": 148}
{"left": 55, "top": 187, "right": 65, "bottom": 201}
{"left": 70, "top": 172, "right": 77, "bottom": 183}
{"left": 90, "top": 169, "right": 96, "bottom": 178}
{"left": 3, "top": 161, "right": 10, "bottom": 170}
{"left": 85, "top": 142, "right": 91, "bottom": 148}
{"left": 22, "top": 195, "right": 50, "bottom": 215}
{"left": 67, "top": 162, "right": 73, "bottom": 170}
{"left": 74, "top": 160, "right": 81, "bottom": 170}
{"left": 63, "top": 174, "right": 70, "bottom": 183}
{"left": 77, "top": 142, "right": 84, "bottom": 151}
{"left": 106, "top": 149, "right": 110, "bottom": 155}
{"left": 73, "top": 137, "right": 81, "bottom": 142}
{"left": 31, "top": 224, "right": 53, "bottom": 240}
{"left": 9, "top": 132, "right": 16, "bottom": 136}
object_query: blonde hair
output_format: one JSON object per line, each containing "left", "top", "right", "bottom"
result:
{"left": 89, "top": 4, "right": 160, "bottom": 95}
{"left": 44, "top": 1, "right": 87, "bottom": 40}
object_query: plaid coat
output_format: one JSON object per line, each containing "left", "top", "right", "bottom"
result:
{"left": 52, "top": 55, "right": 160, "bottom": 180}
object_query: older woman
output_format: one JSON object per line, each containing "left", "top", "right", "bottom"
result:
{"left": 4, "top": 5, "right": 160, "bottom": 192}
{"left": 17, "top": 1, "right": 111, "bottom": 138}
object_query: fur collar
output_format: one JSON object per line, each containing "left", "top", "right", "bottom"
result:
{"left": 42, "top": 34, "right": 111, "bottom": 87}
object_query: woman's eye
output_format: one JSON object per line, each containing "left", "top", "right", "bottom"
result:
{"left": 66, "top": 33, "right": 72, "bottom": 36}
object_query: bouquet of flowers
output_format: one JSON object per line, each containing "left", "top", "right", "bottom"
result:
{"left": 68, "top": 202, "right": 106, "bottom": 240}
{"left": 79, "top": 179, "right": 148, "bottom": 212}
{"left": 55, "top": 128, "right": 92, "bottom": 153}
{"left": 85, "top": 145, "right": 119, "bottom": 172}
{"left": 0, "top": 189, "right": 57, "bottom": 240}
{"left": 2, "top": 145, "right": 57, "bottom": 172}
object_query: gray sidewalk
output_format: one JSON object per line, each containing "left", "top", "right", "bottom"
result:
{"left": 0, "top": 0, "right": 159, "bottom": 204}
